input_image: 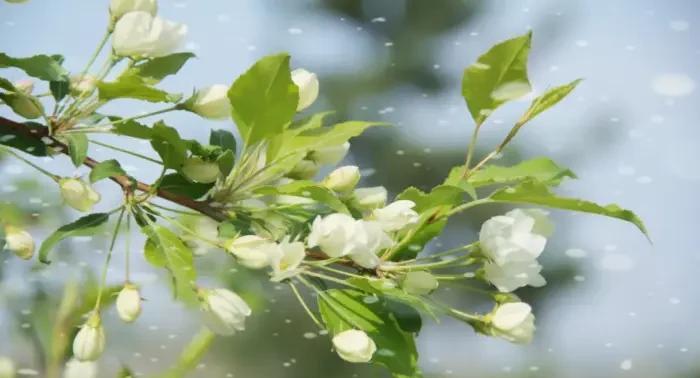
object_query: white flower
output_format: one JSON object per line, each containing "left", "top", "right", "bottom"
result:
{"left": 490, "top": 302, "right": 535, "bottom": 344}
{"left": 13, "top": 78, "right": 33, "bottom": 94}
{"left": 402, "top": 271, "right": 439, "bottom": 295}
{"left": 479, "top": 209, "right": 551, "bottom": 266}
{"left": 182, "top": 156, "right": 220, "bottom": 184}
{"left": 189, "top": 84, "right": 231, "bottom": 120}
{"left": 112, "top": 11, "right": 187, "bottom": 58}
{"left": 483, "top": 260, "right": 546, "bottom": 293}
{"left": 310, "top": 142, "right": 349, "bottom": 166}
{"left": 224, "top": 235, "right": 278, "bottom": 269}
{"left": 70, "top": 74, "right": 97, "bottom": 96}
{"left": 72, "top": 312, "right": 105, "bottom": 361}
{"left": 352, "top": 186, "right": 387, "bottom": 210}
{"left": 0, "top": 356, "right": 14, "bottom": 378}
{"left": 116, "top": 284, "right": 142, "bottom": 323}
{"left": 59, "top": 178, "right": 100, "bottom": 212}
{"left": 307, "top": 213, "right": 357, "bottom": 258}
{"left": 346, "top": 220, "right": 393, "bottom": 269}
{"left": 3, "top": 225, "right": 34, "bottom": 260}
{"left": 110, "top": 0, "right": 157, "bottom": 21}
{"left": 270, "top": 239, "right": 305, "bottom": 281}
{"left": 372, "top": 200, "right": 419, "bottom": 232}
{"left": 63, "top": 358, "right": 98, "bottom": 378}
{"left": 322, "top": 165, "right": 360, "bottom": 193}
{"left": 291, "top": 68, "right": 319, "bottom": 111}
{"left": 199, "top": 288, "right": 252, "bottom": 336}
{"left": 332, "top": 329, "right": 376, "bottom": 363}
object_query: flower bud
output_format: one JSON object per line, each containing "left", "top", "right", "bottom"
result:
{"left": 72, "top": 312, "right": 105, "bottom": 361}
{"left": 63, "top": 358, "right": 98, "bottom": 378}
{"left": 332, "top": 329, "right": 376, "bottom": 363}
{"left": 489, "top": 302, "right": 535, "bottom": 344}
{"left": 110, "top": 0, "right": 158, "bottom": 21}
{"left": 0, "top": 356, "right": 15, "bottom": 378}
{"left": 59, "top": 178, "right": 101, "bottom": 212}
{"left": 372, "top": 200, "right": 419, "bottom": 232}
{"left": 188, "top": 84, "right": 231, "bottom": 120}
{"left": 402, "top": 271, "right": 438, "bottom": 295}
{"left": 3, "top": 225, "right": 34, "bottom": 260}
{"left": 182, "top": 156, "right": 220, "bottom": 184}
{"left": 322, "top": 165, "right": 360, "bottom": 193}
{"left": 70, "top": 74, "right": 97, "bottom": 96}
{"left": 116, "top": 284, "right": 142, "bottom": 323}
{"left": 288, "top": 159, "right": 319, "bottom": 179}
{"left": 224, "top": 235, "right": 278, "bottom": 269}
{"left": 291, "top": 68, "right": 319, "bottom": 111}
{"left": 13, "top": 79, "right": 34, "bottom": 94}
{"left": 199, "top": 288, "right": 252, "bottom": 336}
{"left": 6, "top": 94, "right": 43, "bottom": 119}
{"left": 352, "top": 186, "right": 387, "bottom": 210}
{"left": 310, "top": 142, "right": 349, "bottom": 166}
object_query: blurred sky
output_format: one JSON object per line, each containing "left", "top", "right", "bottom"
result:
{"left": 1, "top": 0, "right": 699, "bottom": 377}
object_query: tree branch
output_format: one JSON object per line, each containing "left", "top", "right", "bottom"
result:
{"left": 0, "top": 116, "right": 227, "bottom": 221}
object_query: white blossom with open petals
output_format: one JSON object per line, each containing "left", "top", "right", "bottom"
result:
{"left": 483, "top": 260, "right": 546, "bottom": 292}
{"left": 372, "top": 200, "right": 419, "bottom": 232}
{"left": 479, "top": 209, "right": 551, "bottom": 266}
{"left": 307, "top": 213, "right": 357, "bottom": 258}
{"left": 112, "top": 11, "right": 187, "bottom": 58}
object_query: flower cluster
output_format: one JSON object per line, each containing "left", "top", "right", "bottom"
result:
{"left": 0, "top": 0, "right": 647, "bottom": 375}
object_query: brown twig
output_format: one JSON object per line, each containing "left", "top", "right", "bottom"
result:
{"left": 0, "top": 115, "right": 227, "bottom": 221}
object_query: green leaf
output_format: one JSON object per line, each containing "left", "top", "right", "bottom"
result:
{"left": 227, "top": 53, "right": 299, "bottom": 145}
{"left": 490, "top": 180, "right": 649, "bottom": 237}
{"left": 519, "top": 79, "right": 582, "bottom": 125}
{"left": 0, "top": 52, "right": 68, "bottom": 81}
{"left": 39, "top": 213, "right": 110, "bottom": 263}
{"left": 121, "top": 52, "right": 196, "bottom": 85}
{"left": 318, "top": 289, "right": 420, "bottom": 377}
{"left": 150, "top": 121, "right": 188, "bottom": 169}
{"left": 346, "top": 277, "right": 437, "bottom": 321}
{"left": 98, "top": 79, "right": 182, "bottom": 103}
{"left": 0, "top": 226, "right": 6, "bottom": 251}
{"left": 209, "top": 129, "right": 236, "bottom": 152}
{"left": 467, "top": 157, "right": 576, "bottom": 187}
{"left": 89, "top": 159, "right": 126, "bottom": 183}
{"left": 216, "top": 149, "right": 235, "bottom": 176}
{"left": 391, "top": 185, "right": 466, "bottom": 260}
{"left": 282, "top": 121, "right": 385, "bottom": 157}
{"left": 141, "top": 224, "right": 197, "bottom": 302}
{"left": 113, "top": 119, "right": 154, "bottom": 139}
{"left": 0, "top": 121, "right": 48, "bottom": 156}
{"left": 143, "top": 238, "right": 166, "bottom": 267}
{"left": 159, "top": 173, "right": 213, "bottom": 199}
{"left": 256, "top": 180, "right": 349, "bottom": 213}
{"left": 0, "top": 77, "right": 15, "bottom": 91}
{"left": 64, "top": 133, "right": 88, "bottom": 167}
{"left": 462, "top": 32, "right": 532, "bottom": 125}
{"left": 49, "top": 79, "right": 69, "bottom": 102}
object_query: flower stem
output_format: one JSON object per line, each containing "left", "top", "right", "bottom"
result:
{"left": 289, "top": 281, "right": 323, "bottom": 329}
{"left": 0, "top": 146, "right": 59, "bottom": 181}
{"left": 89, "top": 139, "right": 163, "bottom": 164}
{"left": 94, "top": 207, "right": 126, "bottom": 310}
